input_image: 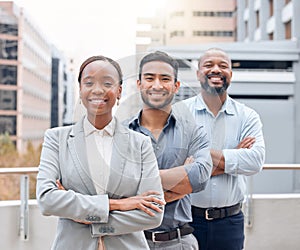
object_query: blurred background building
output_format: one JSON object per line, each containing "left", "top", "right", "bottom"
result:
{"left": 0, "top": 1, "right": 75, "bottom": 152}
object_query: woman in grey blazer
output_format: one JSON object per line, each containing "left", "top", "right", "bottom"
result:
{"left": 36, "top": 56, "right": 165, "bottom": 250}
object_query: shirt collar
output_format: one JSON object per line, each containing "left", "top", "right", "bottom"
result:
{"left": 128, "top": 109, "right": 176, "bottom": 129}
{"left": 84, "top": 116, "right": 115, "bottom": 137}
{"left": 196, "top": 94, "right": 235, "bottom": 115}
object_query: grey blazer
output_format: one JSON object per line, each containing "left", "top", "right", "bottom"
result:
{"left": 36, "top": 117, "right": 164, "bottom": 250}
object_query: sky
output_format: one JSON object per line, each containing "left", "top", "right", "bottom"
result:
{"left": 12, "top": 0, "right": 164, "bottom": 68}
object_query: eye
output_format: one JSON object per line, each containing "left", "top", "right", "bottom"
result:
{"left": 83, "top": 81, "right": 93, "bottom": 86}
{"left": 103, "top": 82, "right": 113, "bottom": 88}
{"left": 145, "top": 76, "right": 154, "bottom": 81}
{"left": 220, "top": 64, "right": 228, "bottom": 69}
{"left": 162, "top": 77, "right": 171, "bottom": 82}
{"left": 203, "top": 63, "right": 212, "bottom": 68}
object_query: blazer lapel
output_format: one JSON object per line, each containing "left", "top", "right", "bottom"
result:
{"left": 106, "top": 118, "right": 129, "bottom": 198}
{"left": 67, "top": 117, "right": 97, "bottom": 195}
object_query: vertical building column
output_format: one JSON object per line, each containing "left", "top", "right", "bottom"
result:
{"left": 237, "top": 0, "right": 246, "bottom": 41}
{"left": 273, "top": 0, "right": 285, "bottom": 40}
{"left": 292, "top": 0, "right": 300, "bottom": 40}
{"left": 293, "top": 42, "right": 300, "bottom": 191}
{"left": 259, "top": 0, "right": 269, "bottom": 40}
{"left": 247, "top": 0, "right": 255, "bottom": 41}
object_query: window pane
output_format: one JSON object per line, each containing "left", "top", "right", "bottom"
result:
{"left": 0, "top": 65, "right": 17, "bottom": 85}
{"left": 0, "top": 39, "right": 18, "bottom": 60}
{"left": 0, "top": 23, "right": 18, "bottom": 36}
{"left": 0, "top": 90, "right": 17, "bottom": 110}
{"left": 0, "top": 115, "right": 16, "bottom": 135}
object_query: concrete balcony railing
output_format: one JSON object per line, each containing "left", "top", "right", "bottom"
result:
{"left": 0, "top": 165, "right": 300, "bottom": 250}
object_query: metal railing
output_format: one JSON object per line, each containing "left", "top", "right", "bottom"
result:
{"left": 0, "top": 167, "right": 38, "bottom": 241}
{"left": 244, "top": 164, "right": 300, "bottom": 228}
{"left": 0, "top": 164, "right": 300, "bottom": 241}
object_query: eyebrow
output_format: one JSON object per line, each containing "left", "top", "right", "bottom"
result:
{"left": 82, "top": 75, "right": 116, "bottom": 81}
{"left": 143, "top": 73, "right": 172, "bottom": 77}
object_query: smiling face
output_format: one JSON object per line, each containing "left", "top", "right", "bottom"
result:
{"left": 138, "top": 60, "right": 180, "bottom": 110}
{"left": 79, "top": 60, "right": 122, "bottom": 123}
{"left": 197, "top": 49, "right": 232, "bottom": 95}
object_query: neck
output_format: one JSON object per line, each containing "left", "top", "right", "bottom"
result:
{"left": 201, "top": 89, "right": 227, "bottom": 117}
{"left": 140, "top": 106, "right": 171, "bottom": 130}
{"left": 87, "top": 113, "right": 112, "bottom": 130}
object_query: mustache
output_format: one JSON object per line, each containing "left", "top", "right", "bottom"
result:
{"left": 206, "top": 73, "right": 225, "bottom": 79}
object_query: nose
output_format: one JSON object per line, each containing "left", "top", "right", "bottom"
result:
{"left": 92, "top": 82, "right": 105, "bottom": 94}
{"left": 211, "top": 64, "right": 221, "bottom": 74}
{"left": 152, "top": 77, "right": 163, "bottom": 89}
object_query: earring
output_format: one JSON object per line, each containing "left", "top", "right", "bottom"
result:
{"left": 79, "top": 99, "right": 81, "bottom": 105}
{"left": 117, "top": 98, "right": 120, "bottom": 106}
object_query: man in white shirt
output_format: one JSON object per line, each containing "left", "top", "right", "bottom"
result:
{"left": 183, "top": 48, "right": 265, "bottom": 250}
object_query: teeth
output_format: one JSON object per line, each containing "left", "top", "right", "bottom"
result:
{"left": 90, "top": 99, "right": 105, "bottom": 104}
{"left": 210, "top": 77, "right": 222, "bottom": 81}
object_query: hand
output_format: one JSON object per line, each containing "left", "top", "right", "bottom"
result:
{"left": 56, "top": 180, "right": 65, "bottom": 190}
{"left": 211, "top": 167, "right": 224, "bottom": 176}
{"left": 184, "top": 156, "right": 194, "bottom": 165}
{"left": 236, "top": 137, "right": 255, "bottom": 149}
{"left": 109, "top": 191, "right": 165, "bottom": 217}
{"left": 164, "top": 191, "right": 185, "bottom": 203}
{"left": 55, "top": 179, "right": 91, "bottom": 225}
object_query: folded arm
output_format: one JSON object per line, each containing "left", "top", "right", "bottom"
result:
{"left": 159, "top": 125, "right": 212, "bottom": 196}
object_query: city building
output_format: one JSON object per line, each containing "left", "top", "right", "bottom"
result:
{"left": 136, "top": 0, "right": 237, "bottom": 54}
{"left": 0, "top": 1, "right": 75, "bottom": 152}
{"left": 0, "top": 1, "right": 52, "bottom": 152}
{"left": 237, "top": 0, "right": 300, "bottom": 42}
{"left": 51, "top": 46, "right": 75, "bottom": 128}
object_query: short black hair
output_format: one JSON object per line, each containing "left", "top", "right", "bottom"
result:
{"left": 138, "top": 51, "right": 179, "bottom": 82}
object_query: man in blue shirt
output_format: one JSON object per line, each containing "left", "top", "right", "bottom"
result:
{"left": 127, "top": 51, "right": 212, "bottom": 249}
{"left": 183, "top": 48, "right": 265, "bottom": 250}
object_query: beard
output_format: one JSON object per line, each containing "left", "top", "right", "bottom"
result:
{"left": 140, "top": 90, "right": 174, "bottom": 110}
{"left": 201, "top": 75, "right": 229, "bottom": 95}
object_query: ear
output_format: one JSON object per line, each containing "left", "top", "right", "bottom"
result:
{"left": 118, "top": 85, "right": 122, "bottom": 99}
{"left": 136, "top": 80, "right": 141, "bottom": 89}
{"left": 174, "top": 81, "right": 180, "bottom": 93}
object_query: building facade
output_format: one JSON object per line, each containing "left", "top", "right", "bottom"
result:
{"left": 51, "top": 46, "right": 75, "bottom": 128}
{"left": 0, "top": 2, "right": 51, "bottom": 152}
{"left": 136, "top": 0, "right": 237, "bottom": 54}
{"left": 237, "top": 0, "right": 300, "bottom": 42}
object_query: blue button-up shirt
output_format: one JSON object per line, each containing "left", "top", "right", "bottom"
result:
{"left": 126, "top": 106, "right": 212, "bottom": 230}
{"left": 183, "top": 94, "right": 265, "bottom": 208}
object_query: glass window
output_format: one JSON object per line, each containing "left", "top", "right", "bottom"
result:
{"left": 0, "top": 23, "right": 18, "bottom": 36}
{"left": 0, "top": 90, "right": 17, "bottom": 110}
{"left": 0, "top": 39, "right": 18, "bottom": 60}
{"left": 0, "top": 115, "right": 16, "bottom": 135}
{"left": 0, "top": 65, "right": 17, "bottom": 85}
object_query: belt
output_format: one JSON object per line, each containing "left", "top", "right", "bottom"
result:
{"left": 144, "top": 224, "right": 194, "bottom": 242}
{"left": 192, "top": 203, "right": 242, "bottom": 220}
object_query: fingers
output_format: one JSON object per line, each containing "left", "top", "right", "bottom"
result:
{"left": 138, "top": 199, "right": 164, "bottom": 216}
{"left": 184, "top": 156, "right": 194, "bottom": 165}
{"left": 56, "top": 179, "right": 66, "bottom": 190}
{"left": 237, "top": 137, "right": 256, "bottom": 149}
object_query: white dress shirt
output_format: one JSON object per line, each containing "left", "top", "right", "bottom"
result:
{"left": 183, "top": 94, "right": 265, "bottom": 208}
{"left": 84, "top": 117, "right": 115, "bottom": 194}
